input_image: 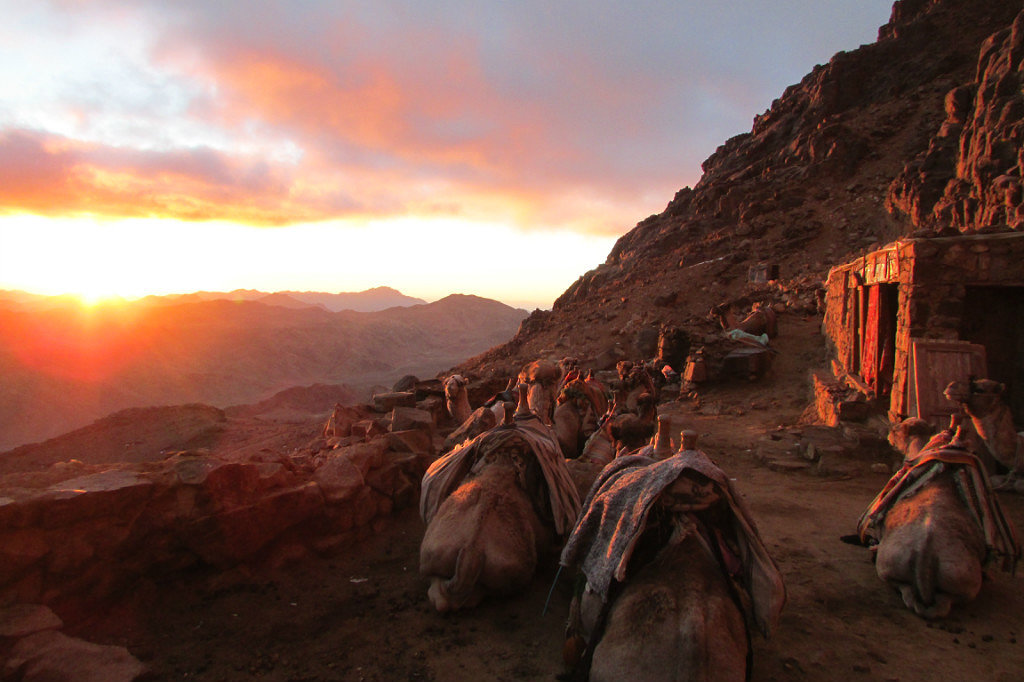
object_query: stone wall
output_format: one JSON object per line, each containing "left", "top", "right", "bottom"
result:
{"left": 0, "top": 405, "right": 438, "bottom": 610}
{"left": 822, "top": 233, "right": 1024, "bottom": 423}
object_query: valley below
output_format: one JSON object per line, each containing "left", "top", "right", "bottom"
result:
{"left": 0, "top": 292, "right": 527, "bottom": 452}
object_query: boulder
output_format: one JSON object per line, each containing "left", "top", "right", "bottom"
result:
{"left": 4, "top": 630, "right": 146, "bottom": 682}
{"left": 0, "top": 603, "right": 62, "bottom": 638}
{"left": 372, "top": 392, "right": 417, "bottom": 412}
{"left": 338, "top": 441, "right": 387, "bottom": 477}
{"left": 351, "top": 419, "right": 387, "bottom": 440}
{"left": 389, "top": 407, "right": 435, "bottom": 435}
{"left": 314, "top": 456, "right": 365, "bottom": 503}
{"left": 386, "top": 430, "right": 435, "bottom": 459}
{"left": 392, "top": 375, "right": 420, "bottom": 392}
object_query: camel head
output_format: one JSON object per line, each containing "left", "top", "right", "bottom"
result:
{"left": 558, "top": 356, "right": 580, "bottom": 376}
{"left": 557, "top": 378, "right": 588, "bottom": 406}
{"left": 943, "top": 378, "right": 1007, "bottom": 417}
{"left": 889, "top": 418, "right": 938, "bottom": 459}
{"left": 443, "top": 374, "right": 468, "bottom": 400}
{"left": 708, "top": 304, "right": 730, "bottom": 329}
{"left": 610, "top": 413, "right": 654, "bottom": 455}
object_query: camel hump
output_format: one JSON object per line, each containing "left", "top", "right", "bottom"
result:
{"left": 590, "top": 535, "right": 748, "bottom": 682}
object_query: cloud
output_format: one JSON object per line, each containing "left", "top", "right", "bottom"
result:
{"left": 0, "top": 1, "right": 894, "bottom": 235}
{"left": 0, "top": 128, "right": 330, "bottom": 224}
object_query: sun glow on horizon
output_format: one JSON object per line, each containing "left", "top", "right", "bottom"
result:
{"left": 0, "top": 214, "right": 615, "bottom": 310}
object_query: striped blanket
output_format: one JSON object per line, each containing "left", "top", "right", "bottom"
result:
{"left": 856, "top": 444, "right": 1020, "bottom": 573}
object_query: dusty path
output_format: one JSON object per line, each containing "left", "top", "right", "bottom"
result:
{"left": 67, "top": 315, "right": 1024, "bottom": 681}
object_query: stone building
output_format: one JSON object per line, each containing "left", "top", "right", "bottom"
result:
{"left": 819, "top": 233, "right": 1024, "bottom": 430}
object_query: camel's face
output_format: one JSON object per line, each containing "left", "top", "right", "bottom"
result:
{"left": 444, "top": 375, "right": 467, "bottom": 401}
{"left": 944, "top": 379, "right": 1006, "bottom": 416}
{"left": 889, "top": 418, "right": 937, "bottom": 459}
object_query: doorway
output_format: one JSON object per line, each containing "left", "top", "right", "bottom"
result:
{"left": 960, "top": 286, "right": 1024, "bottom": 429}
{"left": 859, "top": 283, "right": 899, "bottom": 401}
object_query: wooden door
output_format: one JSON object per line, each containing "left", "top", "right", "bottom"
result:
{"left": 907, "top": 338, "right": 986, "bottom": 428}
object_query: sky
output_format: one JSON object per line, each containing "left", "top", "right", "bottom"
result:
{"left": 0, "top": 0, "right": 894, "bottom": 310}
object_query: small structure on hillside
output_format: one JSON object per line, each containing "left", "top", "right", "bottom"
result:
{"left": 819, "top": 233, "right": 1024, "bottom": 430}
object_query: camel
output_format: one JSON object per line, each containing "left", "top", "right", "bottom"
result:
{"left": 557, "top": 356, "right": 581, "bottom": 393}
{"left": 615, "top": 361, "right": 658, "bottom": 412}
{"left": 443, "top": 374, "right": 472, "bottom": 425}
{"left": 482, "top": 377, "right": 518, "bottom": 424}
{"left": 587, "top": 533, "right": 749, "bottom": 682}
{"left": 561, "top": 436, "right": 785, "bottom": 681}
{"left": 420, "top": 451, "right": 552, "bottom": 612}
{"left": 554, "top": 375, "right": 611, "bottom": 460}
{"left": 565, "top": 419, "right": 615, "bottom": 501}
{"left": 554, "top": 399, "right": 585, "bottom": 460}
{"left": 609, "top": 413, "right": 655, "bottom": 458}
{"left": 419, "top": 385, "right": 581, "bottom": 612}
{"left": 583, "top": 370, "right": 610, "bottom": 413}
{"left": 578, "top": 420, "right": 615, "bottom": 466}
{"left": 518, "top": 359, "right": 562, "bottom": 425}
{"left": 943, "top": 378, "right": 1023, "bottom": 486}
{"left": 854, "top": 419, "right": 1020, "bottom": 618}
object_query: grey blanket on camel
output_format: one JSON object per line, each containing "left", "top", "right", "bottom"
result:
{"left": 559, "top": 449, "right": 787, "bottom": 638}
{"left": 419, "top": 413, "right": 582, "bottom": 536}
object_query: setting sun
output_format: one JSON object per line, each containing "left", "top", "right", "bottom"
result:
{"left": 0, "top": 214, "right": 616, "bottom": 309}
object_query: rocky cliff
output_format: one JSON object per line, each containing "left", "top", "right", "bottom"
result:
{"left": 460, "top": 0, "right": 1024, "bottom": 377}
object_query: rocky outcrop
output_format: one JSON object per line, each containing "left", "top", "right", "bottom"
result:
{"left": 0, "top": 407, "right": 437, "bottom": 611}
{"left": 888, "top": 9, "right": 1024, "bottom": 233}
{"left": 457, "top": 0, "right": 1023, "bottom": 378}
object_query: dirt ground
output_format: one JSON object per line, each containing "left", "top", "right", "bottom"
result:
{"left": 65, "top": 315, "right": 1024, "bottom": 681}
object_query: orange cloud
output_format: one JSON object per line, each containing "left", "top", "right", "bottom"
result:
{"left": 0, "top": 18, "right": 673, "bottom": 235}
{"left": 0, "top": 128, "right": 336, "bottom": 224}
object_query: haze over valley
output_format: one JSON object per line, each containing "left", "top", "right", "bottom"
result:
{"left": 0, "top": 287, "right": 526, "bottom": 451}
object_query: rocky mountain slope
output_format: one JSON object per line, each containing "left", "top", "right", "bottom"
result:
{"left": 0, "top": 294, "right": 525, "bottom": 451}
{"left": 460, "top": 0, "right": 1024, "bottom": 378}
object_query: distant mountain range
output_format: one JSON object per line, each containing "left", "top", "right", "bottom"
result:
{"left": 0, "top": 286, "right": 426, "bottom": 313}
{"left": 0, "top": 290, "right": 526, "bottom": 451}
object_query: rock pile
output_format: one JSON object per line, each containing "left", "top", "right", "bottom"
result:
{"left": 0, "top": 388, "right": 443, "bottom": 677}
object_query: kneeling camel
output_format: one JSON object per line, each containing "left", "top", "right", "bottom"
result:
{"left": 560, "top": 433, "right": 785, "bottom": 681}
{"left": 853, "top": 419, "right": 1020, "bottom": 618}
{"left": 419, "top": 386, "right": 581, "bottom": 612}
